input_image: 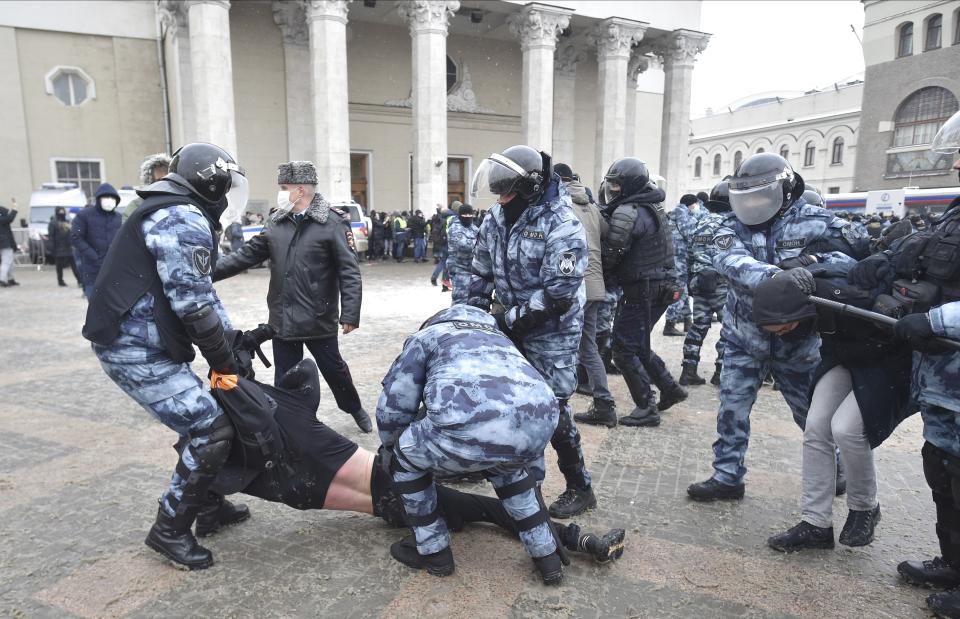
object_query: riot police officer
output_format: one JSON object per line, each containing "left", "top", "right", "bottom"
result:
{"left": 83, "top": 143, "right": 250, "bottom": 569}
{"left": 446, "top": 203, "right": 478, "bottom": 305}
{"left": 686, "top": 152, "right": 866, "bottom": 502}
{"left": 599, "top": 158, "right": 687, "bottom": 428}
{"left": 468, "top": 145, "right": 595, "bottom": 518}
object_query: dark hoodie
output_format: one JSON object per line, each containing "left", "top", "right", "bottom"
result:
{"left": 70, "top": 182, "right": 122, "bottom": 286}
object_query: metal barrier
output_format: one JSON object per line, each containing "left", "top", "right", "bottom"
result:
{"left": 11, "top": 228, "right": 42, "bottom": 270}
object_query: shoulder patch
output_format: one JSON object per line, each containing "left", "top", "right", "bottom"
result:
{"left": 714, "top": 235, "right": 734, "bottom": 250}
{"left": 558, "top": 251, "right": 576, "bottom": 275}
{"left": 192, "top": 246, "right": 212, "bottom": 275}
{"left": 330, "top": 206, "right": 348, "bottom": 218}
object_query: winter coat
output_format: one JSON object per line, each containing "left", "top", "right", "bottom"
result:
{"left": 408, "top": 214, "right": 427, "bottom": 238}
{"left": 565, "top": 180, "right": 606, "bottom": 302}
{"left": 48, "top": 217, "right": 73, "bottom": 258}
{"left": 70, "top": 185, "right": 123, "bottom": 286}
{"left": 0, "top": 206, "right": 16, "bottom": 250}
{"left": 213, "top": 194, "right": 362, "bottom": 341}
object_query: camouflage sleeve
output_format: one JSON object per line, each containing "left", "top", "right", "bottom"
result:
{"left": 468, "top": 216, "right": 496, "bottom": 309}
{"left": 143, "top": 205, "right": 231, "bottom": 327}
{"left": 711, "top": 224, "right": 780, "bottom": 287}
{"left": 375, "top": 333, "right": 430, "bottom": 446}
{"left": 671, "top": 218, "right": 689, "bottom": 282}
{"left": 930, "top": 301, "right": 960, "bottom": 340}
{"left": 506, "top": 215, "right": 586, "bottom": 333}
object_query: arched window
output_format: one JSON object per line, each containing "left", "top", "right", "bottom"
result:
{"left": 898, "top": 22, "right": 914, "bottom": 57}
{"left": 694, "top": 156, "right": 702, "bottom": 178}
{"left": 893, "top": 86, "right": 958, "bottom": 147}
{"left": 733, "top": 151, "right": 742, "bottom": 172}
{"left": 779, "top": 145, "right": 790, "bottom": 160}
{"left": 756, "top": 147, "right": 765, "bottom": 154}
{"left": 831, "top": 137, "right": 844, "bottom": 164}
{"left": 926, "top": 14, "right": 942, "bottom": 50}
{"left": 712, "top": 154, "right": 721, "bottom": 176}
{"left": 446, "top": 56, "right": 458, "bottom": 93}
{"left": 804, "top": 142, "right": 816, "bottom": 167}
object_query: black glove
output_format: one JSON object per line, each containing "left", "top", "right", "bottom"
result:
{"left": 241, "top": 323, "right": 276, "bottom": 351}
{"left": 774, "top": 267, "right": 815, "bottom": 295}
{"left": 491, "top": 306, "right": 511, "bottom": 335}
{"left": 847, "top": 253, "right": 892, "bottom": 289}
{"left": 778, "top": 254, "right": 817, "bottom": 270}
{"left": 893, "top": 313, "right": 939, "bottom": 352}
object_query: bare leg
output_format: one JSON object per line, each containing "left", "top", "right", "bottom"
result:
{"left": 323, "top": 448, "right": 375, "bottom": 513}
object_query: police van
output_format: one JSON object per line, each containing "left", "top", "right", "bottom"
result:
{"left": 237, "top": 199, "right": 370, "bottom": 256}
{"left": 824, "top": 187, "right": 960, "bottom": 216}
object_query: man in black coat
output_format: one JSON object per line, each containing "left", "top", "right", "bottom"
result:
{"left": 214, "top": 160, "right": 370, "bottom": 433}
{"left": 0, "top": 199, "right": 17, "bottom": 287}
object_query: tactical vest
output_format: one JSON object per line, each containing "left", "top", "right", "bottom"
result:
{"left": 610, "top": 201, "right": 676, "bottom": 284}
{"left": 82, "top": 194, "right": 219, "bottom": 362}
{"left": 890, "top": 204, "right": 960, "bottom": 312}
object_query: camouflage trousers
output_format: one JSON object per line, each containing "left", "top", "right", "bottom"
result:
{"left": 681, "top": 287, "right": 727, "bottom": 369}
{"left": 94, "top": 348, "right": 224, "bottom": 516}
{"left": 711, "top": 340, "right": 817, "bottom": 485}
{"left": 393, "top": 423, "right": 556, "bottom": 558}
{"left": 450, "top": 270, "right": 471, "bottom": 305}
{"left": 596, "top": 289, "right": 621, "bottom": 334}
{"left": 665, "top": 281, "right": 691, "bottom": 323}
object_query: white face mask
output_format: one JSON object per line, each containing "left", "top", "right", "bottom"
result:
{"left": 99, "top": 197, "right": 118, "bottom": 212}
{"left": 276, "top": 190, "right": 298, "bottom": 215}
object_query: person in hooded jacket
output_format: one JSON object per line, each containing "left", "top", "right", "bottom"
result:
{"left": 71, "top": 182, "right": 122, "bottom": 298}
{"left": 48, "top": 207, "right": 80, "bottom": 287}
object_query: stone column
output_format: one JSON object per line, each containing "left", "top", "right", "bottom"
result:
{"left": 654, "top": 29, "right": 709, "bottom": 203}
{"left": 625, "top": 51, "right": 649, "bottom": 156}
{"left": 552, "top": 43, "right": 585, "bottom": 167}
{"left": 398, "top": 1, "right": 459, "bottom": 214}
{"left": 591, "top": 18, "right": 647, "bottom": 186}
{"left": 307, "top": 0, "right": 352, "bottom": 200}
{"left": 274, "top": 1, "right": 314, "bottom": 161}
{"left": 507, "top": 3, "right": 571, "bottom": 153}
{"left": 186, "top": 0, "right": 238, "bottom": 157}
{"left": 159, "top": 0, "right": 194, "bottom": 148}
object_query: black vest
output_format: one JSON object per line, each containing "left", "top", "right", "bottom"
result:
{"left": 609, "top": 201, "right": 676, "bottom": 283}
{"left": 82, "top": 194, "right": 219, "bottom": 362}
{"left": 891, "top": 203, "right": 960, "bottom": 306}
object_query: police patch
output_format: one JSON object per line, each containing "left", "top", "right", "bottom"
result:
{"left": 714, "top": 235, "right": 734, "bottom": 250}
{"left": 191, "top": 246, "right": 212, "bottom": 275}
{"left": 558, "top": 251, "right": 576, "bottom": 276}
{"left": 522, "top": 229, "right": 545, "bottom": 240}
{"left": 776, "top": 238, "right": 807, "bottom": 250}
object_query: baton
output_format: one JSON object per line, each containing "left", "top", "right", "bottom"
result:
{"left": 808, "top": 296, "right": 960, "bottom": 352}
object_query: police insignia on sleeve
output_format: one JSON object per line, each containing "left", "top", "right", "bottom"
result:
{"left": 714, "top": 235, "right": 734, "bottom": 250}
{"left": 559, "top": 251, "right": 576, "bottom": 276}
{"left": 192, "top": 246, "right": 212, "bottom": 275}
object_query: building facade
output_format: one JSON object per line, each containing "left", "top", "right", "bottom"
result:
{"left": 0, "top": 0, "right": 708, "bottom": 221}
{"left": 856, "top": 0, "right": 960, "bottom": 191}
{"left": 684, "top": 82, "right": 862, "bottom": 198}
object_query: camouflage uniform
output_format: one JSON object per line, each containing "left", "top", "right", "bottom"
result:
{"left": 92, "top": 204, "right": 232, "bottom": 515}
{"left": 375, "top": 305, "right": 559, "bottom": 558}
{"left": 445, "top": 217, "right": 478, "bottom": 305}
{"left": 709, "top": 198, "right": 864, "bottom": 485}
{"left": 665, "top": 206, "right": 704, "bottom": 323}
{"left": 468, "top": 180, "right": 590, "bottom": 489}
{"left": 596, "top": 288, "right": 621, "bottom": 334}
{"left": 682, "top": 212, "right": 728, "bottom": 372}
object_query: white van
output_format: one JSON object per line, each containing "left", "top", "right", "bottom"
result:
{"left": 27, "top": 183, "right": 87, "bottom": 263}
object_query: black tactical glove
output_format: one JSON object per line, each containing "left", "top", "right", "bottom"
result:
{"left": 774, "top": 267, "right": 815, "bottom": 295}
{"left": 778, "top": 254, "right": 817, "bottom": 270}
{"left": 847, "top": 253, "right": 892, "bottom": 289}
{"left": 893, "top": 312, "right": 940, "bottom": 352}
{"left": 241, "top": 323, "right": 276, "bottom": 352}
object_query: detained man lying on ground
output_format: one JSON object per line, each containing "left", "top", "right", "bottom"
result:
{"left": 199, "top": 353, "right": 625, "bottom": 581}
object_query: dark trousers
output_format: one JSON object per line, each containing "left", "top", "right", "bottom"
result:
{"left": 55, "top": 256, "right": 80, "bottom": 285}
{"left": 612, "top": 283, "right": 674, "bottom": 406}
{"left": 923, "top": 439, "right": 960, "bottom": 568}
{"left": 272, "top": 337, "right": 362, "bottom": 414}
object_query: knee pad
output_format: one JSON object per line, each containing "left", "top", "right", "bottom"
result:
{"left": 190, "top": 415, "right": 235, "bottom": 473}
{"left": 493, "top": 470, "right": 550, "bottom": 535}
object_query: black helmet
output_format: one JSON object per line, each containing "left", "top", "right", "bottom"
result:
{"left": 168, "top": 143, "right": 245, "bottom": 205}
{"left": 603, "top": 157, "right": 649, "bottom": 204}
{"left": 471, "top": 145, "right": 549, "bottom": 204}
{"left": 727, "top": 153, "right": 804, "bottom": 225}
{"left": 801, "top": 189, "right": 823, "bottom": 207}
{"left": 704, "top": 180, "right": 731, "bottom": 213}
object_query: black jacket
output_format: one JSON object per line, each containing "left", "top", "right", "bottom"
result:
{"left": 408, "top": 214, "right": 427, "bottom": 238}
{"left": 213, "top": 195, "right": 362, "bottom": 340}
{"left": 0, "top": 206, "right": 17, "bottom": 250}
{"left": 48, "top": 217, "right": 73, "bottom": 258}
{"left": 602, "top": 184, "right": 676, "bottom": 286}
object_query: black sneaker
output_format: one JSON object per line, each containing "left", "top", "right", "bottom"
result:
{"left": 657, "top": 385, "right": 688, "bottom": 412}
{"left": 580, "top": 528, "right": 626, "bottom": 563}
{"left": 678, "top": 365, "right": 706, "bottom": 386}
{"left": 548, "top": 486, "right": 597, "bottom": 519}
{"left": 390, "top": 535, "right": 455, "bottom": 577}
{"left": 533, "top": 551, "right": 564, "bottom": 586}
{"left": 662, "top": 322, "right": 683, "bottom": 337}
{"left": 838, "top": 504, "right": 880, "bottom": 547}
{"left": 899, "top": 557, "right": 960, "bottom": 589}
{"left": 767, "top": 521, "right": 835, "bottom": 553}
{"left": 928, "top": 589, "right": 960, "bottom": 618}
{"left": 710, "top": 366, "right": 722, "bottom": 386}
{"left": 618, "top": 405, "right": 660, "bottom": 427}
{"left": 574, "top": 399, "right": 617, "bottom": 428}
{"left": 430, "top": 277, "right": 437, "bottom": 286}
{"left": 349, "top": 407, "right": 374, "bottom": 433}
{"left": 686, "top": 477, "right": 745, "bottom": 502}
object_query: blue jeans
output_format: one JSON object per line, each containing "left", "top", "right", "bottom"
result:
{"left": 578, "top": 300, "right": 612, "bottom": 402}
{"left": 431, "top": 247, "right": 448, "bottom": 280}
{"left": 413, "top": 237, "right": 426, "bottom": 260}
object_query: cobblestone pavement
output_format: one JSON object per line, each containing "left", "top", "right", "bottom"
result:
{"left": 0, "top": 262, "right": 941, "bottom": 618}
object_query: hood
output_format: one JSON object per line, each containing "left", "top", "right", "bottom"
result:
{"left": 271, "top": 192, "right": 331, "bottom": 224}
{"left": 94, "top": 182, "right": 120, "bottom": 202}
{"left": 419, "top": 304, "right": 497, "bottom": 331}
{"left": 615, "top": 182, "right": 666, "bottom": 207}
{"left": 564, "top": 180, "right": 590, "bottom": 205}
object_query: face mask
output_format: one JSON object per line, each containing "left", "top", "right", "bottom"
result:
{"left": 99, "top": 197, "right": 118, "bottom": 212}
{"left": 276, "top": 190, "right": 297, "bottom": 215}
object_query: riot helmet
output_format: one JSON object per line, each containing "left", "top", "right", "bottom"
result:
{"left": 704, "top": 180, "right": 731, "bottom": 214}
{"left": 471, "top": 145, "right": 550, "bottom": 205}
{"left": 603, "top": 157, "right": 649, "bottom": 204}
{"left": 727, "top": 153, "right": 804, "bottom": 226}
{"left": 801, "top": 189, "right": 824, "bottom": 207}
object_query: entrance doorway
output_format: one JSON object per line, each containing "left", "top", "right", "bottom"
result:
{"left": 447, "top": 157, "right": 467, "bottom": 206}
{"left": 350, "top": 153, "right": 369, "bottom": 209}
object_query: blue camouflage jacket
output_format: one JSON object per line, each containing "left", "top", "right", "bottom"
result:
{"left": 668, "top": 205, "right": 704, "bottom": 283}
{"left": 467, "top": 180, "right": 587, "bottom": 352}
{"left": 712, "top": 198, "right": 864, "bottom": 357}
{"left": 688, "top": 212, "right": 729, "bottom": 283}
{"left": 446, "top": 218, "right": 478, "bottom": 275}
{"left": 375, "top": 305, "right": 559, "bottom": 461}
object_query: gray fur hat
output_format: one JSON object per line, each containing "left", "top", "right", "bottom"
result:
{"left": 139, "top": 153, "right": 172, "bottom": 186}
{"left": 277, "top": 160, "right": 318, "bottom": 185}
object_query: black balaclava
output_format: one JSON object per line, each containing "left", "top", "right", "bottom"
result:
{"left": 501, "top": 194, "right": 529, "bottom": 230}
{"left": 55, "top": 208, "right": 67, "bottom": 221}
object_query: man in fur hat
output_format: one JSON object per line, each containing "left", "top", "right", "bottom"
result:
{"left": 214, "top": 160, "right": 370, "bottom": 433}
{"left": 123, "top": 153, "right": 172, "bottom": 221}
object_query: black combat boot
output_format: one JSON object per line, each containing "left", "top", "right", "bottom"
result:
{"left": 710, "top": 364, "right": 722, "bottom": 386}
{"left": 430, "top": 276, "right": 437, "bottom": 286}
{"left": 619, "top": 365, "right": 661, "bottom": 426}
{"left": 548, "top": 486, "right": 597, "bottom": 519}
{"left": 927, "top": 590, "right": 960, "bottom": 619}
{"left": 678, "top": 364, "right": 706, "bottom": 386}
{"left": 898, "top": 557, "right": 960, "bottom": 589}
{"left": 579, "top": 529, "right": 626, "bottom": 563}
{"left": 196, "top": 494, "right": 251, "bottom": 537}
{"left": 662, "top": 321, "right": 683, "bottom": 336}
{"left": 767, "top": 521, "right": 835, "bottom": 553}
{"left": 349, "top": 407, "right": 374, "bottom": 433}
{"left": 390, "top": 535, "right": 455, "bottom": 576}
{"left": 533, "top": 551, "right": 564, "bottom": 586}
{"left": 145, "top": 504, "right": 214, "bottom": 570}
{"left": 574, "top": 398, "right": 617, "bottom": 428}
{"left": 683, "top": 316, "right": 693, "bottom": 332}
{"left": 657, "top": 384, "right": 688, "bottom": 412}
{"left": 838, "top": 504, "right": 880, "bottom": 547}
{"left": 619, "top": 404, "right": 660, "bottom": 427}
{"left": 686, "top": 478, "right": 745, "bottom": 502}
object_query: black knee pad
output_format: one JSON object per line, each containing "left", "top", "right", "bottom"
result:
{"left": 493, "top": 470, "right": 550, "bottom": 535}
